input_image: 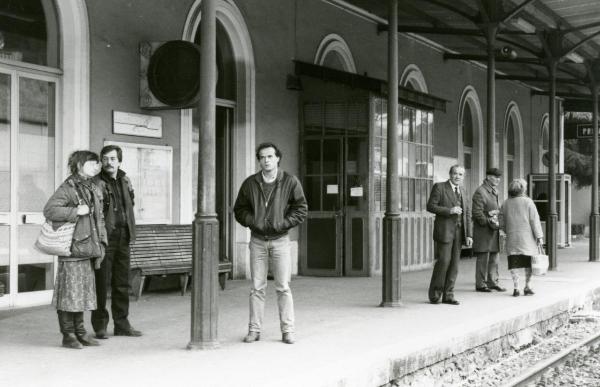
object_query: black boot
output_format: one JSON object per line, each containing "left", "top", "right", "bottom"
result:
{"left": 58, "top": 311, "right": 82, "bottom": 349}
{"left": 74, "top": 312, "right": 99, "bottom": 346}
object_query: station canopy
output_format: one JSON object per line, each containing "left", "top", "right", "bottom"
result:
{"left": 343, "top": 0, "right": 600, "bottom": 107}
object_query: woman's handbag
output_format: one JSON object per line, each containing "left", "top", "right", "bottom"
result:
{"left": 532, "top": 245, "right": 549, "bottom": 276}
{"left": 70, "top": 184, "right": 103, "bottom": 259}
{"left": 34, "top": 220, "right": 76, "bottom": 256}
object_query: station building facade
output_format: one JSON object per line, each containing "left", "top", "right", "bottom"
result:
{"left": 0, "top": 0, "right": 553, "bottom": 309}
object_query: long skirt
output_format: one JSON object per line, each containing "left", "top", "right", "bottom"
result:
{"left": 52, "top": 259, "right": 97, "bottom": 312}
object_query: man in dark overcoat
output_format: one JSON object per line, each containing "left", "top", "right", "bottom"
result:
{"left": 427, "top": 164, "right": 472, "bottom": 305}
{"left": 471, "top": 167, "right": 506, "bottom": 292}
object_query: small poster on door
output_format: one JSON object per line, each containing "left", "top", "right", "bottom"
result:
{"left": 350, "top": 186, "right": 364, "bottom": 197}
{"left": 326, "top": 184, "right": 339, "bottom": 194}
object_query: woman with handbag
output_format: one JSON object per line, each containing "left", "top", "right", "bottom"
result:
{"left": 499, "top": 178, "right": 544, "bottom": 297}
{"left": 43, "top": 150, "right": 107, "bottom": 349}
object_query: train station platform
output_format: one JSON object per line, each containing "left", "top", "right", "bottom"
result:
{"left": 2, "top": 239, "right": 600, "bottom": 387}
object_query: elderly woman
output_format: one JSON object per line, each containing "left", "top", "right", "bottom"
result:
{"left": 499, "top": 178, "right": 544, "bottom": 297}
{"left": 43, "top": 150, "right": 107, "bottom": 349}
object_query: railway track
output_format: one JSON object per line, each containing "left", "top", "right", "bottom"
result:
{"left": 502, "top": 328, "right": 600, "bottom": 387}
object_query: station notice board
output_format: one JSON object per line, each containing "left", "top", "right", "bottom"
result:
{"left": 104, "top": 141, "right": 172, "bottom": 224}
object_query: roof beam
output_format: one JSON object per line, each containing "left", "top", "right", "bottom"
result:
{"left": 531, "top": 90, "right": 592, "bottom": 99}
{"left": 564, "top": 30, "right": 600, "bottom": 57}
{"left": 379, "top": 25, "right": 535, "bottom": 36}
{"left": 562, "top": 21, "right": 600, "bottom": 34}
{"left": 496, "top": 74, "right": 586, "bottom": 85}
{"left": 443, "top": 53, "right": 542, "bottom": 64}
{"left": 501, "top": 0, "right": 536, "bottom": 24}
{"left": 419, "top": 0, "right": 476, "bottom": 23}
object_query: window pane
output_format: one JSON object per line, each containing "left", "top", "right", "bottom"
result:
{"left": 322, "top": 176, "right": 339, "bottom": 211}
{"left": 304, "top": 140, "right": 321, "bottom": 175}
{"left": 322, "top": 139, "right": 340, "bottom": 174}
{"left": 0, "top": 226, "right": 9, "bottom": 295}
{"left": 0, "top": 74, "right": 10, "bottom": 212}
{"left": 0, "top": 1, "right": 59, "bottom": 67}
{"left": 18, "top": 78, "right": 55, "bottom": 212}
{"left": 304, "top": 176, "right": 321, "bottom": 211}
{"left": 462, "top": 103, "right": 474, "bottom": 147}
{"left": 428, "top": 112, "right": 434, "bottom": 146}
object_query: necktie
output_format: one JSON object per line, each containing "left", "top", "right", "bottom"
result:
{"left": 454, "top": 186, "right": 461, "bottom": 203}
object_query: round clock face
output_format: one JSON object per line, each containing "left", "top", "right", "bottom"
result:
{"left": 147, "top": 41, "right": 202, "bottom": 106}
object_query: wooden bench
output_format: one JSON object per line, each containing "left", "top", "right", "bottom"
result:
{"left": 129, "top": 224, "right": 232, "bottom": 300}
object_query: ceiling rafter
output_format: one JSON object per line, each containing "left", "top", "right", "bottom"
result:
{"left": 501, "top": 0, "right": 536, "bottom": 24}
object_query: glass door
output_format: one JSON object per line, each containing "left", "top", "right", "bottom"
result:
{"left": 300, "top": 138, "right": 344, "bottom": 276}
{"left": 0, "top": 68, "right": 58, "bottom": 309}
{"left": 344, "top": 136, "right": 369, "bottom": 276}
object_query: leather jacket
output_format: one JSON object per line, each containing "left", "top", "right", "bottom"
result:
{"left": 234, "top": 170, "right": 308, "bottom": 240}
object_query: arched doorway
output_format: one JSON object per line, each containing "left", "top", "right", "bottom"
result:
{"left": 0, "top": 0, "right": 88, "bottom": 308}
{"left": 458, "top": 86, "right": 484, "bottom": 196}
{"left": 181, "top": 0, "right": 255, "bottom": 279}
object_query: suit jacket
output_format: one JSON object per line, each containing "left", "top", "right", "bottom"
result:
{"left": 471, "top": 181, "right": 500, "bottom": 252}
{"left": 427, "top": 181, "right": 472, "bottom": 243}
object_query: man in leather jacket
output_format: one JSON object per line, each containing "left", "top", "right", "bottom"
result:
{"left": 234, "top": 142, "right": 307, "bottom": 344}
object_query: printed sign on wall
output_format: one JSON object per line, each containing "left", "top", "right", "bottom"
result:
{"left": 112, "top": 111, "right": 162, "bottom": 138}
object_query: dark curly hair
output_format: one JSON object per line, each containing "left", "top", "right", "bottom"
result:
{"left": 255, "top": 142, "right": 282, "bottom": 165}
{"left": 100, "top": 144, "right": 123, "bottom": 162}
{"left": 68, "top": 150, "right": 100, "bottom": 175}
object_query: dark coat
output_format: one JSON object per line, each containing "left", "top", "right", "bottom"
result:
{"left": 94, "top": 169, "right": 136, "bottom": 242}
{"left": 43, "top": 175, "right": 108, "bottom": 262}
{"left": 471, "top": 181, "right": 501, "bottom": 253}
{"left": 234, "top": 170, "right": 308, "bottom": 240}
{"left": 427, "top": 181, "right": 472, "bottom": 243}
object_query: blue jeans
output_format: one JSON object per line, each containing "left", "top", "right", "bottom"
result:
{"left": 248, "top": 235, "right": 294, "bottom": 333}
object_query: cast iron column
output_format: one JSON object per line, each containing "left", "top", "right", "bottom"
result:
{"left": 547, "top": 61, "right": 558, "bottom": 270}
{"left": 590, "top": 61, "right": 600, "bottom": 262}
{"left": 382, "top": 0, "right": 402, "bottom": 307}
{"left": 485, "top": 24, "right": 498, "bottom": 168}
{"left": 189, "top": 0, "right": 219, "bottom": 350}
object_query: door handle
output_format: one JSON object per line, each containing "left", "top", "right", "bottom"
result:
{"left": 20, "top": 213, "right": 45, "bottom": 225}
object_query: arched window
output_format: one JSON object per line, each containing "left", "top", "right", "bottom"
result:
{"left": 506, "top": 117, "right": 515, "bottom": 183}
{"left": 540, "top": 115, "right": 549, "bottom": 173}
{"left": 458, "top": 87, "right": 483, "bottom": 195}
{"left": 314, "top": 34, "right": 356, "bottom": 73}
{"left": 400, "top": 64, "right": 428, "bottom": 93}
{"left": 502, "top": 102, "right": 524, "bottom": 191}
{"left": 0, "top": 0, "right": 59, "bottom": 66}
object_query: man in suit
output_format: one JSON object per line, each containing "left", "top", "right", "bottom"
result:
{"left": 472, "top": 167, "right": 506, "bottom": 293}
{"left": 427, "top": 164, "right": 472, "bottom": 305}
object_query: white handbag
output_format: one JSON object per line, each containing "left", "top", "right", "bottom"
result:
{"left": 531, "top": 245, "right": 549, "bottom": 276}
{"left": 34, "top": 220, "right": 76, "bottom": 257}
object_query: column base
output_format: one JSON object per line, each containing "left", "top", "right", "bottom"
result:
{"left": 187, "top": 341, "right": 220, "bottom": 351}
{"left": 380, "top": 301, "right": 403, "bottom": 307}
{"left": 381, "top": 215, "right": 402, "bottom": 307}
{"left": 190, "top": 215, "right": 220, "bottom": 347}
{"left": 590, "top": 214, "right": 600, "bottom": 262}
